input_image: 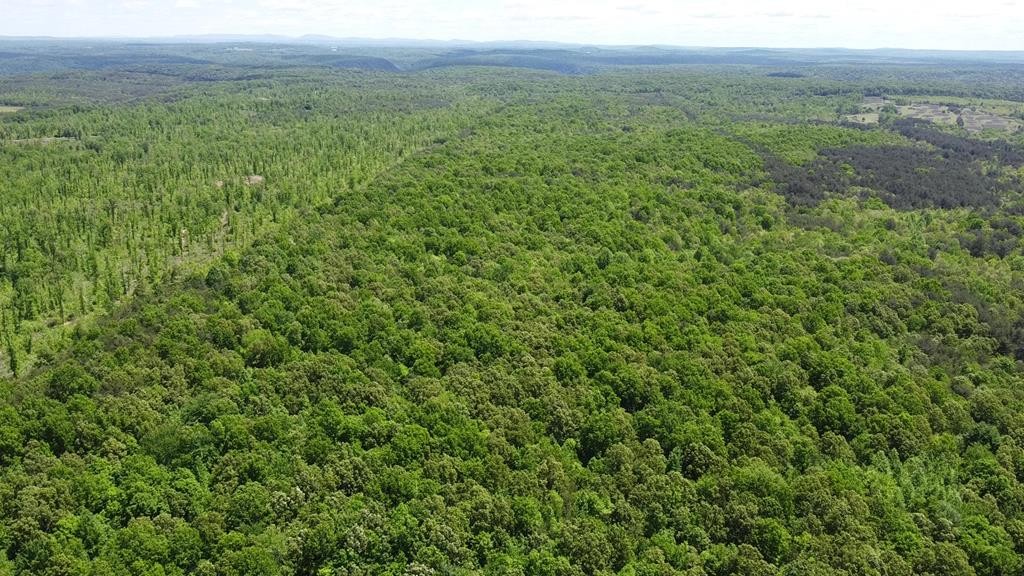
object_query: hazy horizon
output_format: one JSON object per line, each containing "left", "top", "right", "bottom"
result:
{"left": 4, "top": 0, "right": 1023, "bottom": 51}
{"left": 4, "top": 34, "right": 1024, "bottom": 55}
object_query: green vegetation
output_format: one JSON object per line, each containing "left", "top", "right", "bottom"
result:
{"left": 730, "top": 123, "right": 910, "bottom": 165}
{"left": 897, "top": 95, "right": 1024, "bottom": 118}
{"left": 2, "top": 42, "right": 1024, "bottom": 576}
{"left": 0, "top": 72, "right": 490, "bottom": 375}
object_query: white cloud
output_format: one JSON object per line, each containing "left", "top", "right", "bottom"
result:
{"left": 1, "top": 0, "right": 1022, "bottom": 49}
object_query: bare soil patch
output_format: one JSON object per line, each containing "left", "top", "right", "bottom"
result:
{"left": 857, "top": 96, "right": 1022, "bottom": 134}
{"left": 844, "top": 112, "right": 879, "bottom": 125}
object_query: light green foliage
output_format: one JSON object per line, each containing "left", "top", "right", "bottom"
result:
{"left": 2, "top": 55, "right": 1024, "bottom": 576}
{"left": 730, "top": 122, "right": 911, "bottom": 164}
{"left": 0, "top": 72, "right": 489, "bottom": 375}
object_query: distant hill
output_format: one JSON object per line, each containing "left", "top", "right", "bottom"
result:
{"left": 0, "top": 38, "right": 1023, "bottom": 83}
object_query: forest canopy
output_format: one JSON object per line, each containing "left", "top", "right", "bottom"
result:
{"left": 2, "top": 42, "right": 1024, "bottom": 576}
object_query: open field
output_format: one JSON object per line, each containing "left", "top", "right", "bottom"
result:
{"left": 897, "top": 102, "right": 959, "bottom": 125}
{"left": 844, "top": 111, "right": 880, "bottom": 124}
{"left": 960, "top": 108, "right": 1022, "bottom": 132}
{"left": 857, "top": 96, "right": 1023, "bottom": 133}
{"left": 906, "top": 94, "right": 1024, "bottom": 116}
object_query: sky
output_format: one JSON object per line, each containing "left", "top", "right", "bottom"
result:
{"left": 4, "top": 0, "right": 1024, "bottom": 50}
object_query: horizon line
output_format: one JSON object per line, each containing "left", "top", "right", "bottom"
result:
{"left": 1, "top": 34, "right": 1023, "bottom": 54}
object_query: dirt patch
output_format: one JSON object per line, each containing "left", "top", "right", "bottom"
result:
{"left": 244, "top": 174, "right": 265, "bottom": 186}
{"left": 960, "top": 109, "right": 1019, "bottom": 132}
{"left": 898, "top": 103, "right": 957, "bottom": 126}
{"left": 844, "top": 112, "right": 879, "bottom": 125}
{"left": 861, "top": 96, "right": 886, "bottom": 110}
{"left": 0, "top": 106, "right": 23, "bottom": 114}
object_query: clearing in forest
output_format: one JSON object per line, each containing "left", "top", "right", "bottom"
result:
{"left": 844, "top": 112, "right": 880, "bottom": 124}
{"left": 857, "top": 95, "right": 1023, "bottom": 133}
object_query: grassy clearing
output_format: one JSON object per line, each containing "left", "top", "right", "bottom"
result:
{"left": 897, "top": 103, "right": 957, "bottom": 124}
{"left": 844, "top": 112, "right": 880, "bottom": 125}
{"left": 862, "top": 95, "right": 1023, "bottom": 134}
{"left": 903, "top": 94, "right": 1024, "bottom": 116}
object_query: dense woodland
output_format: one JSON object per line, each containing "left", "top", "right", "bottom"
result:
{"left": 3, "top": 43, "right": 1024, "bottom": 575}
